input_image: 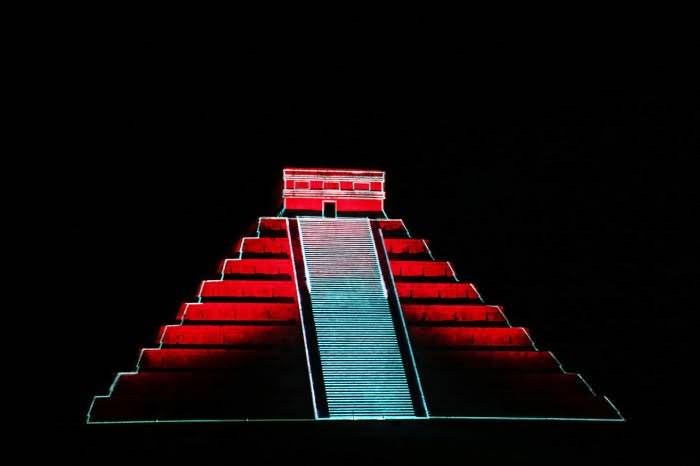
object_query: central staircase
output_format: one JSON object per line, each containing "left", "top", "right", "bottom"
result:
{"left": 298, "top": 217, "right": 415, "bottom": 418}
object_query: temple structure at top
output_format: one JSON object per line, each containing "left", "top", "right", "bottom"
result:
{"left": 282, "top": 168, "right": 386, "bottom": 216}
{"left": 88, "top": 168, "right": 623, "bottom": 423}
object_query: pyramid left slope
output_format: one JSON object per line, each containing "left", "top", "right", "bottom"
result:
{"left": 88, "top": 218, "right": 314, "bottom": 422}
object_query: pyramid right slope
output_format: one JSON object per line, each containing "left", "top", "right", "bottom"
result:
{"left": 377, "top": 219, "right": 623, "bottom": 420}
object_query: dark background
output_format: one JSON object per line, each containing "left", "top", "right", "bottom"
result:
{"left": 29, "top": 24, "right": 696, "bottom": 463}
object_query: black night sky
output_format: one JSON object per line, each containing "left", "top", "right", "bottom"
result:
{"left": 31, "top": 23, "right": 696, "bottom": 463}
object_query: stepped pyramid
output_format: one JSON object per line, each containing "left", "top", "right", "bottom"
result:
{"left": 88, "top": 168, "right": 623, "bottom": 422}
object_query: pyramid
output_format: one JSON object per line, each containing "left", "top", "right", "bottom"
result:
{"left": 88, "top": 168, "right": 623, "bottom": 422}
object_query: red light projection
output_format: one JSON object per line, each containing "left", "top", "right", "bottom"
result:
{"left": 176, "top": 302, "right": 299, "bottom": 321}
{"left": 420, "top": 350, "right": 559, "bottom": 370}
{"left": 222, "top": 258, "right": 292, "bottom": 276}
{"left": 236, "top": 237, "right": 290, "bottom": 255}
{"left": 159, "top": 324, "right": 300, "bottom": 345}
{"left": 383, "top": 238, "right": 431, "bottom": 255}
{"left": 88, "top": 217, "right": 314, "bottom": 423}
{"left": 199, "top": 280, "right": 296, "bottom": 299}
{"left": 140, "top": 348, "right": 294, "bottom": 369}
{"left": 396, "top": 282, "right": 481, "bottom": 300}
{"left": 380, "top": 219, "right": 622, "bottom": 420}
{"left": 391, "top": 260, "right": 454, "bottom": 278}
{"left": 282, "top": 168, "right": 385, "bottom": 214}
{"left": 409, "top": 326, "right": 533, "bottom": 348}
{"left": 401, "top": 304, "right": 506, "bottom": 323}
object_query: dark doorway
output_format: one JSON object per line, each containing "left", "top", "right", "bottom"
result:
{"left": 323, "top": 201, "right": 336, "bottom": 218}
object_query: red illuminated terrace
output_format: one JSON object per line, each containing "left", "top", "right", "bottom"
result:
{"left": 88, "top": 168, "right": 623, "bottom": 423}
